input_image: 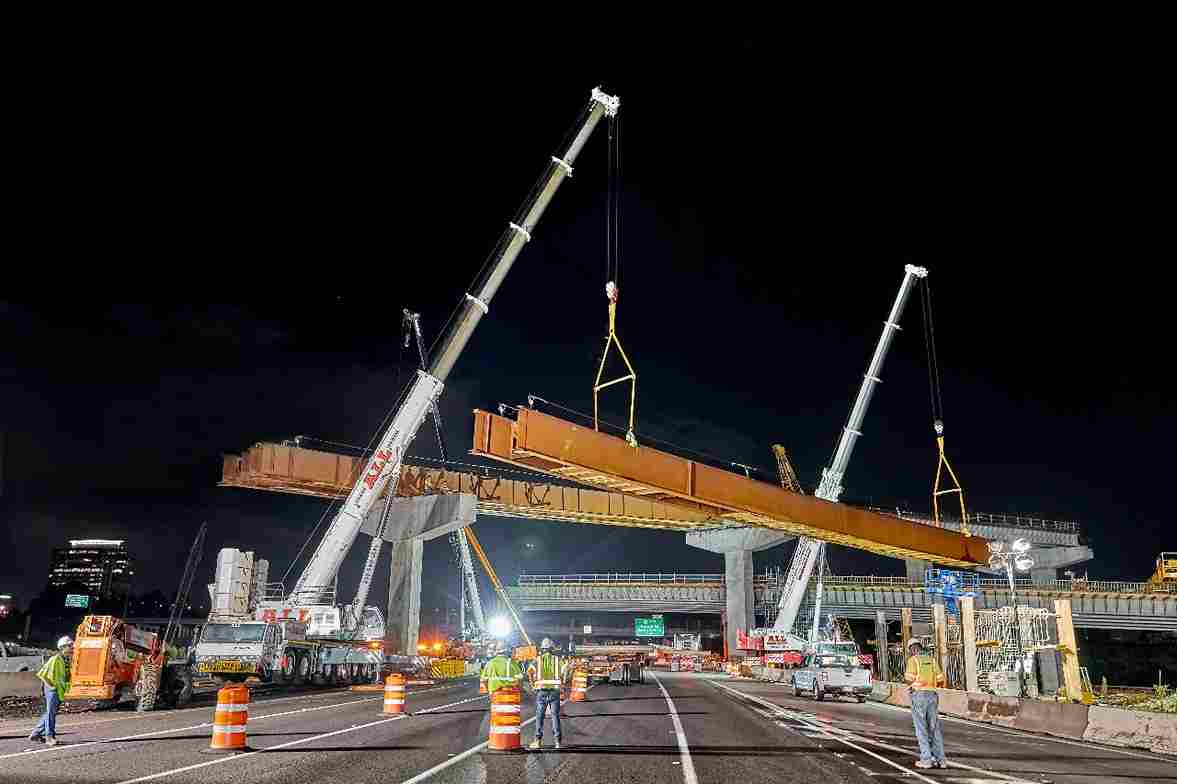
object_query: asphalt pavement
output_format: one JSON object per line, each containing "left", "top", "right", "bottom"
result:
{"left": 0, "top": 671, "right": 1171, "bottom": 784}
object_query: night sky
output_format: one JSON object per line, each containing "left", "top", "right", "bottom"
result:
{"left": 2, "top": 43, "right": 1171, "bottom": 622}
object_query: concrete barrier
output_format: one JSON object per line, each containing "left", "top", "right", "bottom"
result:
{"left": 870, "top": 682, "right": 892, "bottom": 702}
{"left": 1085, "top": 706, "right": 1177, "bottom": 755}
{"left": 0, "top": 672, "right": 44, "bottom": 698}
{"left": 1013, "top": 699, "right": 1090, "bottom": 741}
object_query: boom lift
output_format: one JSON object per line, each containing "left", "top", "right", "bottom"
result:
{"left": 771, "top": 264, "right": 928, "bottom": 644}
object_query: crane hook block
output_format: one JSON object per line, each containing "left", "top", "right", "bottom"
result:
{"left": 606, "top": 281, "right": 618, "bottom": 302}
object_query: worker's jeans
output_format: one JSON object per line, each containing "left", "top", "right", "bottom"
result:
{"left": 31, "top": 684, "right": 61, "bottom": 739}
{"left": 534, "top": 689, "right": 561, "bottom": 741}
{"left": 910, "top": 689, "right": 945, "bottom": 763}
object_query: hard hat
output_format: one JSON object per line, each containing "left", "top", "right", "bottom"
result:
{"left": 540, "top": 637, "right": 554, "bottom": 651}
{"left": 57, "top": 636, "right": 73, "bottom": 649}
{"left": 906, "top": 638, "right": 923, "bottom": 652}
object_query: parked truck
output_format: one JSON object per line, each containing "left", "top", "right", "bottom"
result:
{"left": 0, "top": 640, "right": 49, "bottom": 673}
{"left": 573, "top": 644, "right": 649, "bottom": 685}
{"left": 192, "top": 548, "right": 382, "bottom": 686}
{"left": 791, "top": 648, "right": 872, "bottom": 702}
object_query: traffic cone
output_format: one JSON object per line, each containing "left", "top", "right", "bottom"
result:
{"left": 207, "top": 684, "right": 249, "bottom": 753}
{"left": 383, "top": 673, "right": 406, "bottom": 715}
{"left": 487, "top": 685, "right": 522, "bottom": 752}
{"left": 571, "top": 669, "right": 587, "bottom": 702}
{"left": 479, "top": 679, "right": 488, "bottom": 694}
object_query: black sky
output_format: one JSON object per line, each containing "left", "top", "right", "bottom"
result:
{"left": 2, "top": 41, "right": 1171, "bottom": 616}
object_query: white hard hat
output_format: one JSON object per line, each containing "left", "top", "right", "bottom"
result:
{"left": 540, "top": 637, "right": 554, "bottom": 651}
{"left": 57, "top": 636, "right": 73, "bottom": 649}
{"left": 906, "top": 638, "right": 923, "bottom": 652}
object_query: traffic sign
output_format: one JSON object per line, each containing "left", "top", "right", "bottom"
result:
{"left": 65, "top": 594, "right": 90, "bottom": 608}
{"left": 634, "top": 617, "right": 665, "bottom": 637}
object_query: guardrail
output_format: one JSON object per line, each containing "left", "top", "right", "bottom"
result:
{"left": 863, "top": 507, "right": 1081, "bottom": 533}
{"left": 519, "top": 573, "right": 724, "bottom": 585}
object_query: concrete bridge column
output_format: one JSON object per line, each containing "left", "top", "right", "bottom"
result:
{"left": 368, "top": 494, "right": 476, "bottom": 657}
{"left": 686, "top": 527, "right": 794, "bottom": 657}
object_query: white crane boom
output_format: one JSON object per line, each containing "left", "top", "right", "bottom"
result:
{"left": 772, "top": 263, "right": 927, "bottom": 637}
{"left": 289, "top": 87, "right": 620, "bottom": 605}
{"left": 456, "top": 528, "right": 485, "bottom": 633}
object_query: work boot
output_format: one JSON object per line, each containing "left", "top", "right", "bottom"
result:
{"left": 45, "top": 737, "right": 59, "bottom": 747}
{"left": 528, "top": 739, "right": 542, "bottom": 750}
{"left": 914, "top": 759, "right": 934, "bottom": 769}
{"left": 27, "top": 734, "right": 43, "bottom": 744}
{"left": 554, "top": 739, "right": 562, "bottom": 749}
{"left": 936, "top": 760, "right": 948, "bottom": 769}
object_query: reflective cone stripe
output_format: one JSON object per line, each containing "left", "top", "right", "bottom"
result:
{"left": 571, "top": 669, "right": 587, "bottom": 702}
{"left": 487, "top": 685, "right": 522, "bottom": 751}
{"left": 479, "top": 679, "right": 487, "bottom": 694}
{"left": 209, "top": 684, "right": 249, "bottom": 752}
{"left": 383, "top": 673, "right": 406, "bottom": 715}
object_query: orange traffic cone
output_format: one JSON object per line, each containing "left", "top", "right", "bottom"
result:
{"left": 479, "top": 679, "right": 488, "bottom": 694}
{"left": 487, "top": 685, "right": 522, "bottom": 751}
{"left": 208, "top": 684, "right": 249, "bottom": 753}
{"left": 571, "top": 669, "right": 587, "bottom": 702}
{"left": 383, "top": 673, "right": 406, "bottom": 715}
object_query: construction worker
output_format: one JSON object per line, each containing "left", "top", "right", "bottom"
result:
{"left": 904, "top": 639, "right": 947, "bottom": 769}
{"left": 480, "top": 641, "right": 523, "bottom": 694}
{"left": 29, "top": 636, "right": 73, "bottom": 746}
{"left": 527, "top": 638, "right": 567, "bottom": 750}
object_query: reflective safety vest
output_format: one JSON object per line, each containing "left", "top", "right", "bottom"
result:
{"left": 905, "top": 654, "right": 943, "bottom": 690}
{"left": 480, "top": 655, "right": 523, "bottom": 694}
{"left": 37, "top": 653, "right": 70, "bottom": 701}
{"left": 531, "top": 653, "right": 563, "bottom": 690}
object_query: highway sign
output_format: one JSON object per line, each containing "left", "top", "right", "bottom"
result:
{"left": 634, "top": 617, "right": 665, "bottom": 637}
{"left": 64, "top": 594, "right": 90, "bottom": 608}
{"left": 583, "top": 625, "right": 592, "bottom": 634}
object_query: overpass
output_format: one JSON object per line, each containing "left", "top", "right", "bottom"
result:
{"left": 506, "top": 573, "right": 1177, "bottom": 632}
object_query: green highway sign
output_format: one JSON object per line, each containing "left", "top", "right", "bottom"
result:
{"left": 65, "top": 594, "right": 90, "bottom": 608}
{"left": 634, "top": 616, "right": 665, "bottom": 637}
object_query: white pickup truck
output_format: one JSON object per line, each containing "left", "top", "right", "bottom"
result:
{"left": 0, "top": 641, "right": 49, "bottom": 673}
{"left": 791, "top": 651, "right": 872, "bottom": 702}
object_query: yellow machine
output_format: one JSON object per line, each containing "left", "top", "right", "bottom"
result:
{"left": 1149, "top": 552, "right": 1177, "bottom": 588}
{"left": 66, "top": 615, "right": 191, "bottom": 710}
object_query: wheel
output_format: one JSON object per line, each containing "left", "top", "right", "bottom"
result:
{"left": 793, "top": 678, "right": 801, "bottom": 697}
{"left": 273, "top": 654, "right": 295, "bottom": 686}
{"left": 813, "top": 680, "right": 824, "bottom": 702}
{"left": 136, "top": 662, "right": 162, "bottom": 712}
{"left": 856, "top": 696, "right": 866, "bottom": 703}
{"left": 293, "top": 652, "right": 309, "bottom": 686}
{"left": 169, "top": 668, "right": 193, "bottom": 707}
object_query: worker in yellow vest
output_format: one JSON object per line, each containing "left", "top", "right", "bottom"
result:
{"left": 29, "top": 636, "right": 72, "bottom": 746}
{"left": 480, "top": 641, "right": 524, "bottom": 695}
{"left": 527, "top": 638, "right": 568, "bottom": 750}
{"left": 904, "top": 639, "right": 947, "bottom": 769}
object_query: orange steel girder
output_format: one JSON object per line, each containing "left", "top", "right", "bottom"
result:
{"left": 219, "top": 442, "right": 716, "bottom": 531}
{"left": 471, "top": 408, "right": 989, "bottom": 568}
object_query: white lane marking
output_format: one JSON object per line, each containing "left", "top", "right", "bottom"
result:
{"left": 2, "top": 686, "right": 358, "bottom": 732}
{"left": 651, "top": 673, "right": 699, "bottom": 784}
{"left": 711, "top": 680, "right": 939, "bottom": 784}
{"left": 1, "top": 683, "right": 461, "bottom": 761}
{"left": 400, "top": 683, "right": 599, "bottom": 784}
{"left": 113, "top": 692, "right": 489, "bottom": 784}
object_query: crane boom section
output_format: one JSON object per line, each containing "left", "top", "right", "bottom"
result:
{"left": 773, "top": 264, "right": 927, "bottom": 634}
{"left": 464, "top": 526, "right": 532, "bottom": 648}
{"left": 289, "top": 88, "right": 619, "bottom": 603}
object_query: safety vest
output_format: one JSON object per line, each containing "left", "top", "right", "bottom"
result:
{"left": 37, "top": 653, "right": 70, "bottom": 701}
{"left": 906, "top": 654, "right": 942, "bottom": 690}
{"left": 480, "top": 655, "right": 522, "bottom": 694}
{"left": 532, "top": 653, "right": 562, "bottom": 689}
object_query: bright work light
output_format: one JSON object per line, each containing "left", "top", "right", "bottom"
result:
{"left": 1011, "top": 538, "right": 1031, "bottom": 554}
{"left": 489, "top": 615, "right": 512, "bottom": 638}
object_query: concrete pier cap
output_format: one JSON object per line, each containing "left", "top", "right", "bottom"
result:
{"left": 687, "top": 527, "right": 795, "bottom": 655}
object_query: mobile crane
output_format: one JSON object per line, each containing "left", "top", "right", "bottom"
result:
{"left": 194, "top": 86, "right": 618, "bottom": 683}
{"left": 771, "top": 265, "right": 927, "bottom": 645}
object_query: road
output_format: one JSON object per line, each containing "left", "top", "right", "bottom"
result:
{"left": 0, "top": 671, "right": 1172, "bottom": 784}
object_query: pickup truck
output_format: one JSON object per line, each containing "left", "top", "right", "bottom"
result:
{"left": 791, "top": 652, "right": 872, "bottom": 702}
{"left": 0, "top": 640, "right": 49, "bottom": 673}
